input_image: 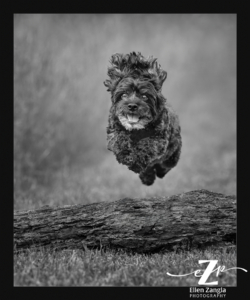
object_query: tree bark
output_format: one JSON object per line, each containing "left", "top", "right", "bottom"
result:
{"left": 14, "top": 189, "right": 236, "bottom": 253}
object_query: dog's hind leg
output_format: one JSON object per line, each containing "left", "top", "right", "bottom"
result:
{"left": 154, "top": 164, "right": 172, "bottom": 179}
{"left": 155, "top": 145, "right": 181, "bottom": 179}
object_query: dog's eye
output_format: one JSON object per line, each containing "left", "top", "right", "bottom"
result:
{"left": 142, "top": 95, "right": 148, "bottom": 100}
{"left": 121, "top": 93, "right": 127, "bottom": 98}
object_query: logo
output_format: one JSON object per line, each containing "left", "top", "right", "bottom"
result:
{"left": 167, "top": 260, "right": 247, "bottom": 286}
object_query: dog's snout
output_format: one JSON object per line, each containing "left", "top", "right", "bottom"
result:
{"left": 128, "top": 103, "right": 138, "bottom": 111}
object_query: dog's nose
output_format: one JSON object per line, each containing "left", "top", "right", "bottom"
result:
{"left": 128, "top": 103, "right": 138, "bottom": 111}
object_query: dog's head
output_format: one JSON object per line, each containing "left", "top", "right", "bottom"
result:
{"left": 104, "top": 52, "right": 167, "bottom": 131}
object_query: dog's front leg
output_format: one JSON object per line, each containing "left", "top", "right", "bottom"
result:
{"left": 107, "top": 132, "right": 116, "bottom": 152}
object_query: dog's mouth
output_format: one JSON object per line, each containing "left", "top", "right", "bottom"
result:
{"left": 118, "top": 112, "right": 152, "bottom": 131}
{"left": 126, "top": 114, "right": 140, "bottom": 124}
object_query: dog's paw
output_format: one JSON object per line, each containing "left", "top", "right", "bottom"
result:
{"left": 139, "top": 169, "right": 156, "bottom": 186}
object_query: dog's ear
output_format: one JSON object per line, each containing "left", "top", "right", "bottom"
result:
{"left": 148, "top": 58, "right": 167, "bottom": 90}
{"left": 158, "top": 70, "right": 167, "bottom": 86}
{"left": 104, "top": 77, "right": 121, "bottom": 93}
{"left": 104, "top": 53, "right": 125, "bottom": 93}
{"left": 110, "top": 53, "right": 124, "bottom": 69}
{"left": 104, "top": 79, "right": 113, "bottom": 92}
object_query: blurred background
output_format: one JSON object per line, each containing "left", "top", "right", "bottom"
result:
{"left": 14, "top": 14, "right": 236, "bottom": 210}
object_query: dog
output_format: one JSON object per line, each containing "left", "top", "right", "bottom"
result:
{"left": 104, "top": 52, "right": 182, "bottom": 185}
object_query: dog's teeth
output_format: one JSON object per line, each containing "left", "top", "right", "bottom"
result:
{"left": 127, "top": 115, "right": 139, "bottom": 123}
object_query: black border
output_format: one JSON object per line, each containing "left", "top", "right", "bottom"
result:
{"left": 9, "top": 11, "right": 249, "bottom": 300}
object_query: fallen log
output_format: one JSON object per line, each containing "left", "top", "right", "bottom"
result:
{"left": 14, "top": 189, "right": 236, "bottom": 253}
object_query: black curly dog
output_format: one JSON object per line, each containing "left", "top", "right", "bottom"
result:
{"left": 104, "top": 52, "right": 182, "bottom": 185}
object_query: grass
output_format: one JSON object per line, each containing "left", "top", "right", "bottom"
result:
{"left": 14, "top": 246, "right": 236, "bottom": 286}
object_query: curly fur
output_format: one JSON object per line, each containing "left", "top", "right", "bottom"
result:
{"left": 104, "top": 52, "right": 182, "bottom": 185}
